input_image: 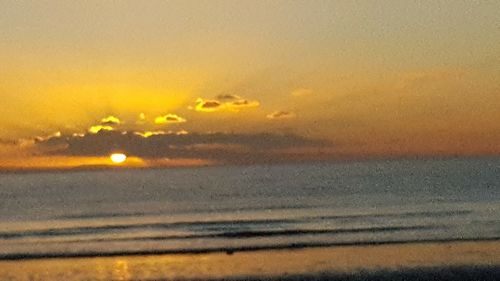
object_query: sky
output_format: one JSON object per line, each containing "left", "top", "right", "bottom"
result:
{"left": 1, "top": 0, "right": 499, "bottom": 169}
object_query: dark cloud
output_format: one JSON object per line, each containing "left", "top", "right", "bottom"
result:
{"left": 229, "top": 99, "right": 260, "bottom": 108}
{"left": 216, "top": 94, "right": 241, "bottom": 101}
{"left": 33, "top": 131, "right": 331, "bottom": 164}
{"left": 33, "top": 133, "right": 69, "bottom": 153}
{"left": 193, "top": 96, "right": 259, "bottom": 112}
{"left": 194, "top": 99, "right": 223, "bottom": 112}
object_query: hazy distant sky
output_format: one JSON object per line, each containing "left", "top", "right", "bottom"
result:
{"left": 1, "top": 1, "right": 499, "bottom": 168}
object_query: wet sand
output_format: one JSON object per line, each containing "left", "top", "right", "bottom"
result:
{"left": 0, "top": 240, "right": 499, "bottom": 280}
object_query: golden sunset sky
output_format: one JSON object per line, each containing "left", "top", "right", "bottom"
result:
{"left": 1, "top": 1, "right": 499, "bottom": 169}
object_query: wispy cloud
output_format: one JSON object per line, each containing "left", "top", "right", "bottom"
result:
{"left": 266, "top": 111, "right": 296, "bottom": 119}
{"left": 154, "top": 114, "right": 187, "bottom": 124}
{"left": 34, "top": 131, "right": 62, "bottom": 142}
{"left": 134, "top": 131, "right": 166, "bottom": 138}
{"left": 228, "top": 99, "right": 260, "bottom": 109}
{"left": 133, "top": 130, "right": 188, "bottom": 138}
{"left": 88, "top": 125, "right": 114, "bottom": 134}
{"left": 100, "top": 115, "right": 121, "bottom": 125}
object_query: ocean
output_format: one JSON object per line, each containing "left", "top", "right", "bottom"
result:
{"left": 0, "top": 157, "right": 499, "bottom": 260}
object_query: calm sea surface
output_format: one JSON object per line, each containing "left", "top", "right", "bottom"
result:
{"left": 0, "top": 158, "right": 499, "bottom": 259}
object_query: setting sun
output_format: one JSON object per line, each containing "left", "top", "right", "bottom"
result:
{"left": 110, "top": 153, "right": 127, "bottom": 164}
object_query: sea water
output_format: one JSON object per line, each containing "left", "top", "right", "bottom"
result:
{"left": 0, "top": 158, "right": 499, "bottom": 259}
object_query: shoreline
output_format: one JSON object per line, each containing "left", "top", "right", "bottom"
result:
{"left": 1, "top": 240, "right": 499, "bottom": 280}
{"left": 1, "top": 236, "right": 499, "bottom": 261}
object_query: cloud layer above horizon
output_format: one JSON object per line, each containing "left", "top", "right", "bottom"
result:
{"left": 33, "top": 129, "right": 331, "bottom": 165}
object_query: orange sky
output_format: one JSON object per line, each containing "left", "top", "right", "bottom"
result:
{"left": 1, "top": 1, "right": 499, "bottom": 169}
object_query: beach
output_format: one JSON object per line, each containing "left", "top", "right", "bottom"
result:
{"left": 1, "top": 159, "right": 499, "bottom": 280}
{"left": 0, "top": 240, "right": 499, "bottom": 280}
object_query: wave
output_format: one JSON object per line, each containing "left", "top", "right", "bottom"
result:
{"left": 1, "top": 237, "right": 499, "bottom": 261}
{"left": 0, "top": 209, "right": 473, "bottom": 240}
{"left": 55, "top": 204, "right": 320, "bottom": 220}
{"left": 56, "top": 208, "right": 473, "bottom": 221}
{"left": 6, "top": 225, "right": 441, "bottom": 244}
{"left": 311, "top": 209, "right": 473, "bottom": 220}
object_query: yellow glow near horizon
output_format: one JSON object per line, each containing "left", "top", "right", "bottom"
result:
{"left": 110, "top": 153, "right": 127, "bottom": 164}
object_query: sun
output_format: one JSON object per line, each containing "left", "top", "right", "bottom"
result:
{"left": 110, "top": 153, "right": 127, "bottom": 164}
